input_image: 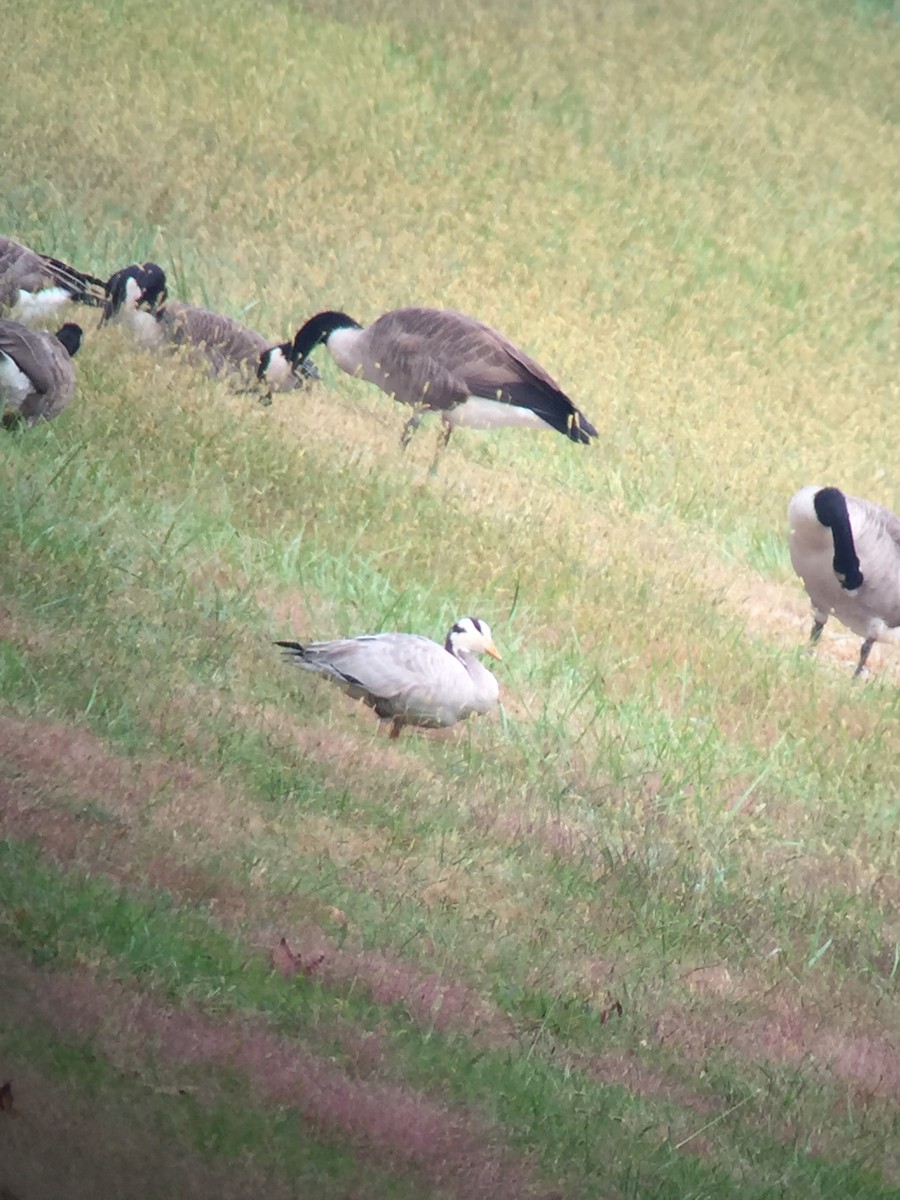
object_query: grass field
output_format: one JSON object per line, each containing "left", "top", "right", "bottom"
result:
{"left": 2, "top": 0, "right": 900, "bottom": 1196}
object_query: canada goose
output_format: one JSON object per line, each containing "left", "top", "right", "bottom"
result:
{"left": 0, "top": 318, "right": 83, "bottom": 427}
{"left": 284, "top": 307, "right": 598, "bottom": 458}
{"left": 0, "top": 236, "right": 106, "bottom": 324}
{"left": 788, "top": 484, "right": 900, "bottom": 676}
{"left": 102, "top": 262, "right": 318, "bottom": 391}
{"left": 100, "top": 261, "right": 168, "bottom": 343}
{"left": 276, "top": 615, "right": 502, "bottom": 738}
{"left": 153, "top": 300, "right": 320, "bottom": 392}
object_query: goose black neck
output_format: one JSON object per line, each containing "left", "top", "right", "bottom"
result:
{"left": 290, "top": 311, "right": 360, "bottom": 365}
{"left": 814, "top": 486, "right": 864, "bottom": 591}
{"left": 103, "top": 266, "right": 134, "bottom": 319}
{"left": 54, "top": 323, "right": 83, "bottom": 358}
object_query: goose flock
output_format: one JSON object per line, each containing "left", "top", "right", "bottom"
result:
{"left": 2, "top": 232, "right": 897, "bottom": 738}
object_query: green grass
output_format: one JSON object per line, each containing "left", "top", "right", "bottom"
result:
{"left": 2, "top": 0, "right": 900, "bottom": 1196}
{"left": 1, "top": 995, "right": 412, "bottom": 1200}
{"left": 4, "top": 839, "right": 898, "bottom": 1199}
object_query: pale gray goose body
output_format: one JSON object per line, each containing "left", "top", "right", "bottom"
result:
{"left": 0, "top": 318, "right": 83, "bottom": 427}
{"left": 0, "top": 236, "right": 105, "bottom": 324}
{"left": 286, "top": 307, "right": 597, "bottom": 458}
{"left": 276, "top": 616, "right": 501, "bottom": 738}
{"left": 788, "top": 484, "right": 900, "bottom": 675}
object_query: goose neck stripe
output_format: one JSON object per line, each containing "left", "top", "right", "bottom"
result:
{"left": 814, "top": 487, "right": 864, "bottom": 591}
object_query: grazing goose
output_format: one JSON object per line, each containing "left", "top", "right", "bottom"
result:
{"left": 0, "top": 318, "right": 83, "bottom": 427}
{"left": 101, "top": 261, "right": 168, "bottom": 343}
{"left": 284, "top": 307, "right": 598, "bottom": 458}
{"left": 276, "top": 616, "right": 502, "bottom": 738}
{"left": 0, "top": 236, "right": 106, "bottom": 324}
{"left": 152, "top": 299, "right": 319, "bottom": 392}
{"left": 102, "top": 262, "right": 318, "bottom": 391}
{"left": 788, "top": 484, "right": 900, "bottom": 676}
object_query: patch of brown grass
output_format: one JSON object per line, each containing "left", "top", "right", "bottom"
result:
{"left": 0, "top": 713, "right": 516, "bottom": 1045}
{"left": 654, "top": 983, "right": 900, "bottom": 1104}
{"left": 1, "top": 948, "right": 550, "bottom": 1200}
{"left": 721, "top": 566, "right": 900, "bottom": 682}
{"left": 0, "top": 1060, "right": 293, "bottom": 1200}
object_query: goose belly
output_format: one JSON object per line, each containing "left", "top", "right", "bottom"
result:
{"left": 804, "top": 557, "right": 900, "bottom": 641}
{"left": 831, "top": 591, "right": 900, "bottom": 642}
{"left": 444, "top": 396, "right": 552, "bottom": 431}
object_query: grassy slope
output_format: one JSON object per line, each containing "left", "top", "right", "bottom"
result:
{"left": 2, "top": 0, "right": 900, "bottom": 1196}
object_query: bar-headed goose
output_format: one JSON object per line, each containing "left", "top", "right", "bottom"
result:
{"left": 0, "top": 318, "right": 83, "bottom": 427}
{"left": 788, "top": 484, "right": 900, "bottom": 676}
{"left": 284, "top": 307, "right": 598, "bottom": 457}
{"left": 0, "top": 236, "right": 106, "bottom": 324}
{"left": 276, "top": 616, "right": 502, "bottom": 738}
{"left": 102, "top": 262, "right": 318, "bottom": 392}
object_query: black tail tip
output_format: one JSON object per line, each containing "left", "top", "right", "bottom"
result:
{"left": 568, "top": 413, "right": 598, "bottom": 444}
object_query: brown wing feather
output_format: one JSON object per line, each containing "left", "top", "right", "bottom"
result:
{"left": 363, "top": 313, "right": 463, "bottom": 409}
{"left": 0, "top": 237, "right": 106, "bottom": 309}
{"left": 0, "top": 239, "right": 51, "bottom": 310}
{"left": 366, "top": 308, "right": 596, "bottom": 440}
{"left": 0, "top": 321, "right": 75, "bottom": 423}
{"left": 869, "top": 501, "right": 900, "bottom": 554}
{"left": 0, "top": 322, "right": 54, "bottom": 393}
{"left": 161, "top": 302, "right": 269, "bottom": 377}
{"left": 367, "top": 307, "right": 552, "bottom": 401}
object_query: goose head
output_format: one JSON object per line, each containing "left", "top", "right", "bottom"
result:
{"left": 289, "top": 310, "right": 362, "bottom": 368}
{"left": 103, "top": 262, "right": 168, "bottom": 323}
{"left": 54, "top": 323, "right": 84, "bottom": 358}
{"left": 258, "top": 341, "right": 321, "bottom": 391}
{"left": 444, "top": 616, "right": 502, "bottom": 661}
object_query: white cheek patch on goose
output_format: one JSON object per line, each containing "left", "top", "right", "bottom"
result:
{"left": 445, "top": 396, "right": 552, "bottom": 431}
{"left": 263, "top": 346, "right": 293, "bottom": 388}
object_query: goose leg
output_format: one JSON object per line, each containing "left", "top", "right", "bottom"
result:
{"left": 400, "top": 407, "right": 425, "bottom": 449}
{"left": 389, "top": 717, "right": 404, "bottom": 739}
{"left": 806, "top": 618, "right": 825, "bottom": 655}
{"left": 854, "top": 637, "right": 875, "bottom": 678}
{"left": 427, "top": 421, "right": 454, "bottom": 477}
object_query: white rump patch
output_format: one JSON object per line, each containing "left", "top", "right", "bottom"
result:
{"left": 445, "top": 396, "right": 552, "bottom": 431}
{"left": 11, "top": 286, "right": 72, "bottom": 325}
